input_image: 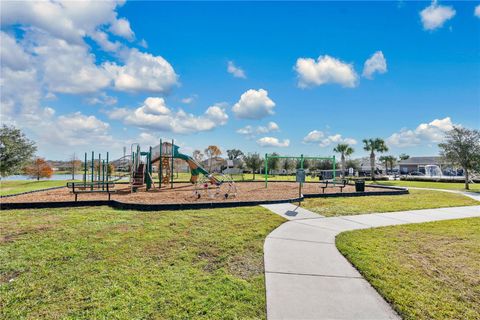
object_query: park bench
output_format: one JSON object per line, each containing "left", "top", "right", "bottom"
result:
{"left": 66, "top": 181, "right": 116, "bottom": 201}
{"left": 320, "top": 179, "right": 347, "bottom": 193}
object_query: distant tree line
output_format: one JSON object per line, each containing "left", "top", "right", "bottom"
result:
{"left": 1, "top": 125, "right": 478, "bottom": 189}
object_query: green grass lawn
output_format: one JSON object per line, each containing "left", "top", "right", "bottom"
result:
{"left": 0, "top": 206, "right": 284, "bottom": 319}
{"left": 0, "top": 180, "right": 71, "bottom": 196}
{"left": 336, "top": 218, "right": 480, "bottom": 320}
{"left": 301, "top": 189, "right": 479, "bottom": 216}
{"left": 369, "top": 180, "right": 480, "bottom": 193}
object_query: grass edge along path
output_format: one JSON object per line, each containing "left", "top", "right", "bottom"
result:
{"left": 336, "top": 217, "right": 480, "bottom": 320}
{"left": 0, "top": 206, "right": 285, "bottom": 319}
{"left": 369, "top": 180, "right": 480, "bottom": 193}
{"left": 301, "top": 189, "right": 479, "bottom": 217}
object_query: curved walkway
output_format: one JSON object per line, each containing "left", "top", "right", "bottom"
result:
{"left": 262, "top": 199, "right": 480, "bottom": 320}
{"left": 406, "top": 186, "right": 480, "bottom": 201}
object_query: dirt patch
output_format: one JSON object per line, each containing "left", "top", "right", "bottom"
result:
{"left": 227, "top": 250, "right": 263, "bottom": 280}
{"left": 1, "top": 226, "right": 51, "bottom": 243}
{"left": 2, "top": 182, "right": 393, "bottom": 205}
{"left": 0, "top": 270, "right": 21, "bottom": 284}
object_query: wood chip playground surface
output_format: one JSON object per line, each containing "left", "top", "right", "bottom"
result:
{"left": 1, "top": 182, "right": 399, "bottom": 205}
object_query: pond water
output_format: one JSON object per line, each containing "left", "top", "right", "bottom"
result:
{"left": 1, "top": 174, "right": 130, "bottom": 181}
{"left": 1, "top": 174, "right": 85, "bottom": 181}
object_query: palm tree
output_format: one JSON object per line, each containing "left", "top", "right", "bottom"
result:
{"left": 379, "top": 155, "right": 396, "bottom": 175}
{"left": 386, "top": 155, "right": 397, "bottom": 174}
{"left": 362, "top": 138, "right": 388, "bottom": 180}
{"left": 333, "top": 143, "right": 354, "bottom": 178}
{"left": 379, "top": 155, "right": 389, "bottom": 175}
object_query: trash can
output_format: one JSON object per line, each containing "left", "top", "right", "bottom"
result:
{"left": 355, "top": 180, "right": 365, "bottom": 192}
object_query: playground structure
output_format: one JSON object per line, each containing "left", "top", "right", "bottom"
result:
{"left": 70, "top": 139, "right": 237, "bottom": 201}
{"left": 66, "top": 151, "right": 130, "bottom": 201}
{"left": 264, "top": 153, "right": 337, "bottom": 188}
{"left": 131, "top": 139, "right": 237, "bottom": 199}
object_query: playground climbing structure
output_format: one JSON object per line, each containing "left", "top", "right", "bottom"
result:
{"left": 129, "top": 139, "right": 237, "bottom": 199}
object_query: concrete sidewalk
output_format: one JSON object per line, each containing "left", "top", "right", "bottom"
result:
{"left": 406, "top": 187, "right": 480, "bottom": 201}
{"left": 263, "top": 205, "right": 480, "bottom": 320}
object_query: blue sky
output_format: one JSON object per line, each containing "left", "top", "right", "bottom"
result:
{"left": 1, "top": 1, "right": 479, "bottom": 160}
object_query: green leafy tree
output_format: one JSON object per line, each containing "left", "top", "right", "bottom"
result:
{"left": 439, "top": 126, "right": 480, "bottom": 190}
{"left": 386, "top": 156, "right": 397, "bottom": 173}
{"left": 379, "top": 155, "right": 396, "bottom": 174}
{"left": 226, "top": 149, "right": 244, "bottom": 160}
{"left": 314, "top": 160, "right": 335, "bottom": 170}
{"left": 345, "top": 159, "right": 360, "bottom": 172}
{"left": 0, "top": 125, "right": 37, "bottom": 177}
{"left": 304, "top": 159, "right": 311, "bottom": 169}
{"left": 244, "top": 153, "right": 263, "bottom": 179}
{"left": 282, "top": 158, "right": 294, "bottom": 172}
{"left": 333, "top": 143, "right": 354, "bottom": 177}
{"left": 399, "top": 153, "right": 410, "bottom": 161}
{"left": 379, "top": 155, "right": 389, "bottom": 174}
{"left": 267, "top": 152, "right": 280, "bottom": 173}
{"left": 363, "top": 138, "right": 388, "bottom": 180}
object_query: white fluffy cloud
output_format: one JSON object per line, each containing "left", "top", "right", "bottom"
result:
{"left": 386, "top": 117, "right": 454, "bottom": 147}
{"left": 109, "top": 17, "right": 135, "bottom": 40}
{"left": 257, "top": 137, "right": 290, "bottom": 148}
{"left": 1, "top": 0, "right": 130, "bottom": 45}
{"left": 86, "top": 93, "right": 118, "bottom": 106}
{"left": 13, "top": 107, "right": 114, "bottom": 152}
{"left": 45, "top": 112, "right": 113, "bottom": 147}
{"left": 105, "top": 49, "right": 178, "bottom": 93}
{"left": 237, "top": 121, "right": 280, "bottom": 138}
{"left": 303, "top": 130, "right": 325, "bottom": 143}
{"left": 0, "top": 31, "right": 31, "bottom": 70}
{"left": 107, "top": 97, "right": 228, "bottom": 134}
{"left": 227, "top": 61, "right": 246, "bottom": 79}
{"left": 181, "top": 96, "right": 196, "bottom": 104}
{"left": 362, "top": 51, "right": 387, "bottom": 79}
{"left": 318, "top": 134, "right": 357, "bottom": 148}
{"left": 0, "top": 0, "right": 179, "bottom": 120}
{"left": 0, "top": 66, "right": 42, "bottom": 119}
{"left": 475, "top": 5, "right": 480, "bottom": 18}
{"left": 303, "top": 130, "right": 356, "bottom": 147}
{"left": 232, "top": 89, "right": 276, "bottom": 119}
{"left": 32, "top": 33, "right": 112, "bottom": 94}
{"left": 295, "top": 55, "right": 358, "bottom": 88}
{"left": 420, "top": 1, "right": 456, "bottom": 30}
{"left": 90, "top": 31, "right": 122, "bottom": 52}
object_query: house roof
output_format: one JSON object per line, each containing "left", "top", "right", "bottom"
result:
{"left": 398, "top": 156, "right": 442, "bottom": 165}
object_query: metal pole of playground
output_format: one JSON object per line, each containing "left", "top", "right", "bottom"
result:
{"left": 102, "top": 160, "right": 105, "bottom": 190}
{"left": 171, "top": 139, "right": 174, "bottom": 189}
{"left": 91, "top": 151, "right": 94, "bottom": 190}
{"left": 106, "top": 152, "right": 109, "bottom": 183}
{"left": 131, "top": 151, "right": 134, "bottom": 193}
{"left": 147, "top": 146, "right": 152, "bottom": 190}
{"left": 159, "top": 138, "right": 162, "bottom": 189}
{"left": 301, "top": 153, "right": 304, "bottom": 185}
{"left": 84, "top": 152, "right": 87, "bottom": 187}
{"left": 264, "top": 153, "right": 268, "bottom": 188}
{"left": 98, "top": 153, "right": 101, "bottom": 187}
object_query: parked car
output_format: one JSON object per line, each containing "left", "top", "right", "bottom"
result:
{"left": 409, "top": 171, "right": 425, "bottom": 176}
